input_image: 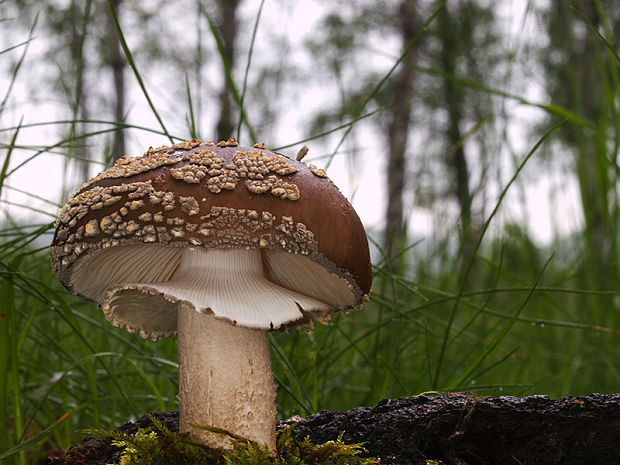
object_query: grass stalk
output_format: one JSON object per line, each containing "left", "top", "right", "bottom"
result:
{"left": 106, "top": 0, "right": 173, "bottom": 144}
{"left": 447, "top": 254, "right": 553, "bottom": 389}
{"left": 0, "top": 269, "right": 10, "bottom": 456}
{"left": 236, "top": 0, "right": 265, "bottom": 141}
{"left": 324, "top": 0, "right": 447, "bottom": 169}
{"left": 200, "top": 4, "right": 257, "bottom": 142}
{"left": 0, "top": 13, "right": 38, "bottom": 116}
{"left": 432, "top": 119, "right": 566, "bottom": 389}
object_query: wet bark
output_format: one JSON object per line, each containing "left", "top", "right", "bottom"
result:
{"left": 289, "top": 393, "right": 620, "bottom": 465}
{"left": 42, "top": 411, "right": 179, "bottom": 465}
{"left": 384, "top": 0, "right": 419, "bottom": 266}
{"left": 44, "top": 393, "right": 620, "bottom": 465}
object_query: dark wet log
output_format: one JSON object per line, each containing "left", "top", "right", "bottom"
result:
{"left": 290, "top": 393, "right": 620, "bottom": 465}
{"left": 41, "top": 411, "right": 179, "bottom": 465}
{"left": 43, "top": 394, "right": 620, "bottom": 465}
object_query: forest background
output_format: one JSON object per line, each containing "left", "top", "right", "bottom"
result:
{"left": 1, "top": 0, "right": 619, "bottom": 462}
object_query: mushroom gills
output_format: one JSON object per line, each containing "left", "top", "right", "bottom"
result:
{"left": 103, "top": 248, "right": 332, "bottom": 335}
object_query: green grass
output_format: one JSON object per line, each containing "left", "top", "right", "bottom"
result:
{"left": 1, "top": 1, "right": 620, "bottom": 463}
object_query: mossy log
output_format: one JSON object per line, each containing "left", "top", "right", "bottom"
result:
{"left": 42, "top": 411, "right": 180, "bottom": 465}
{"left": 43, "top": 393, "right": 620, "bottom": 465}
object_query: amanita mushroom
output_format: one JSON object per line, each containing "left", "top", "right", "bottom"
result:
{"left": 50, "top": 139, "right": 372, "bottom": 451}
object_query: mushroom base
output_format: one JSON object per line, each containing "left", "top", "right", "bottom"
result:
{"left": 178, "top": 303, "right": 277, "bottom": 451}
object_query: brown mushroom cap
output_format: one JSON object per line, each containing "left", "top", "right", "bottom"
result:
{"left": 50, "top": 139, "right": 372, "bottom": 339}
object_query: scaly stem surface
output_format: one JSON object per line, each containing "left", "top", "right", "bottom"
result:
{"left": 178, "top": 303, "right": 277, "bottom": 451}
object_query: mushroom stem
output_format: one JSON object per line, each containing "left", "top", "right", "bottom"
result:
{"left": 178, "top": 303, "right": 277, "bottom": 451}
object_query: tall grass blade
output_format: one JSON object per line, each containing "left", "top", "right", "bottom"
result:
{"left": 201, "top": 5, "right": 257, "bottom": 142}
{"left": 2, "top": 184, "right": 62, "bottom": 208}
{"left": 272, "top": 109, "right": 382, "bottom": 152}
{"left": 236, "top": 0, "right": 265, "bottom": 141}
{"left": 0, "top": 267, "right": 10, "bottom": 457}
{"left": 447, "top": 254, "right": 554, "bottom": 390}
{"left": 334, "top": 324, "right": 409, "bottom": 393}
{"left": 0, "top": 119, "right": 180, "bottom": 139}
{"left": 5, "top": 125, "right": 176, "bottom": 178}
{"left": 0, "top": 117, "right": 21, "bottom": 199}
{"left": 324, "top": 0, "right": 446, "bottom": 169}
{"left": 3, "top": 257, "right": 25, "bottom": 465}
{"left": 407, "top": 64, "right": 591, "bottom": 128}
{"left": 269, "top": 334, "right": 313, "bottom": 414}
{"left": 0, "top": 411, "right": 72, "bottom": 460}
{"left": 185, "top": 74, "right": 198, "bottom": 140}
{"left": 432, "top": 119, "right": 566, "bottom": 388}
{"left": 570, "top": 3, "right": 620, "bottom": 66}
{"left": 0, "top": 38, "right": 34, "bottom": 57}
{"left": 0, "top": 13, "right": 38, "bottom": 116}
{"left": 0, "top": 199, "right": 57, "bottom": 218}
{"left": 106, "top": 0, "right": 173, "bottom": 143}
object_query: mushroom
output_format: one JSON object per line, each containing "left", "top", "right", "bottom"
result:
{"left": 50, "top": 139, "right": 372, "bottom": 451}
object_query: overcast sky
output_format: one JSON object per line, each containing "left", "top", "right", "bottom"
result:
{"left": 0, "top": 0, "right": 583, "bottom": 248}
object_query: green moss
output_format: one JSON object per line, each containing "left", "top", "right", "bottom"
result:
{"left": 85, "top": 415, "right": 381, "bottom": 465}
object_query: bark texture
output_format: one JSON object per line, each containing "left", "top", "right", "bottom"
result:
{"left": 42, "top": 411, "right": 179, "bottom": 465}
{"left": 44, "top": 393, "right": 620, "bottom": 465}
{"left": 291, "top": 393, "right": 620, "bottom": 465}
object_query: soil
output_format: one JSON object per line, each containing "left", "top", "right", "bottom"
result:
{"left": 42, "top": 393, "right": 620, "bottom": 465}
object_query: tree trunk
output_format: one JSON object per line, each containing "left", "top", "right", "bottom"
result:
{"left": 551, "top": 0, "right": 617, "bottom": 316}
{"left": 385, "top": 0, "right": 419, "bottom": 266}
{"left": 215, "top": 0, "right": 240, "bottom": 141}
{"left": 106, "top": 0, "right": 126, "bottom": 161}
{"left": 437, "top": 6, "right": 474, "bottom": 273}
{"left": 69, "top": 0, "right": 92, "bottom": 182}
